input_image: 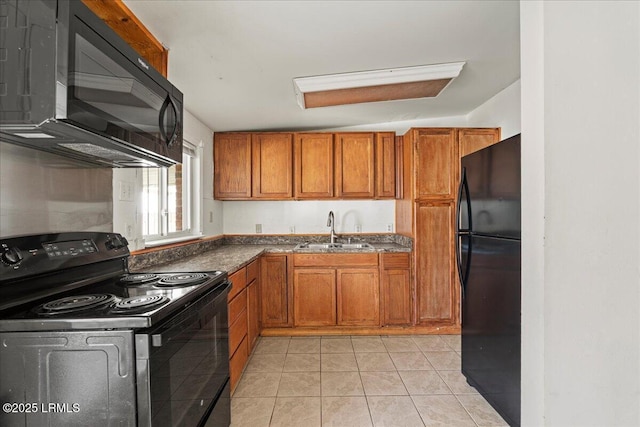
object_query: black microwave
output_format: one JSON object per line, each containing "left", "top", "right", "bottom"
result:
{"left": 0, "top": 0, "right": 183, "bottom": 167}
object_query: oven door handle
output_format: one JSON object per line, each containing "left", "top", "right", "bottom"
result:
{"left": 151, "top": 312, "right": 200, "bottom": 347}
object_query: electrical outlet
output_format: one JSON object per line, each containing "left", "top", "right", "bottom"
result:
{"left": 289, "top": 226, "right": 295, "bottom": 234}
{"left": 355, "top": 224, "right": 362, "bottom": 233}
{"left": 209, "top": 211, "right": 213, "bottom": 223}
{"left": 118, "top": 181, "right": 133, "bottom": 201}
{"left": 387, "top": 223, "right": 393, "bottom": 232}
{"left": 125, "top": 223, "right": 133, "bottom": 238}
{"left": 255, "top": 224, "right": 262, "bottom": 233}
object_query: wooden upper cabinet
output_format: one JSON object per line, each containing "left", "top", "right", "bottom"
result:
{"left": 82, "top": 0, "right": 168, "bottom": 76}
{"left": 376, "top": 132, "right": 396, "bottom": 199}
{"left": 214, "top": 133, "right": 252, "bottom": 199}
{"left": 413, "top": 128, "right": 459, "bottom": 200}
{"left": 215, "top": 131, "right": 397, "bottom": 200}
{"left": 294, "top": 133, "right": 334, "bottom": 199}
{"left": 458, "top": 128, "right": 501, "bottom": 158}
{"left": 335, "top": 133, "right": 375, "bottom": 198}
{"left": 252, "top": 133, "right": 293, "bottom": 199}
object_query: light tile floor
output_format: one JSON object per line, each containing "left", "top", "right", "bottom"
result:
{"left": 231, "top": 334, "right": 508, "bottom": 427}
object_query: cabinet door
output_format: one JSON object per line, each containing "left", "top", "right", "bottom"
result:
{"left": 214, "top": 133, "right": 252, "bottom": 199}
{"left": 260, "top": 254, "right": 290, "bottom": 327}
{"left": 252, "top": 133, "right": 293, "bottom": 199}
{"left": 335, "top": 133, "right": 375, "bottom": 198}
{"left": 415, "top": 201, "right": 457, "bottom": 325}
{"left": 375, "top": 132, "right": 396, "bottom": 199}
{"left": 381, "top": 253, "right": 412, "bottom": 326}
{"left": 337, "top": 268, "right": 380, "bottom": 326}
{"left": 229, "top": 336, "right": 248, "bottom": 392}
{"left": 294, "top": 133, "right": 334, "bottom": 198}
{"left": 458, "top": 128, "right": 500, "bottom": 157}
{"left": 293, "top": 269, "right": 336, "bottom": 326}
{"left": 247, "top": 279, "right": 260, "bottom": 353}
{"left": 414, "top": 129, "right": 458, "bottom": 199}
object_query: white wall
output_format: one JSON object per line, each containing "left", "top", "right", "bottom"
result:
{"left": 521, "top": 2, "right": 640, "bottom": 426}
{"left": 222, "top": 200, "right": 395, "bottom": 235}
{"left": 0, "top": 143, "right": 113, "bottom": 237}
{"left": 467, "top": 79, "right": 521, "bottom": 139}
{"left": 186, "top": 110, "right": 223, "bottom": 237}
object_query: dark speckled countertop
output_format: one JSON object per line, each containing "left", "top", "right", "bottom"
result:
{"left": 130, "top": 238, "right": 411, "bottom": 274}
{"left": 136, "top": 245, "right": 290, "bottom": 274}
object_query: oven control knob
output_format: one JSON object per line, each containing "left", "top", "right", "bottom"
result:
{"left": 1, "top": 247, "right": 23, "bottom": 265}
{"left": 106, "top": 235, "right": 128, "bottom": 250}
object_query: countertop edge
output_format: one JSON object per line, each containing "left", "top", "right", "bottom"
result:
{"left": 131, "top": 243, "right": 411, "bottom": 274}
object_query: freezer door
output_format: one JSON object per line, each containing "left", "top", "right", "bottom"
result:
{"left": 462, "top": 235, "right": 521, "bottom": 426}
{"left": 461, "top": 134, "right": 521, "bottom": 239}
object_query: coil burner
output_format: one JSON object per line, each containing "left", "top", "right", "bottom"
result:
{"left": 37, "top": 294, "right": 117, "bottom": 315}
{"left": 119, "top": 273, "right": 159, "bottom": 286}
{"left": 111, "top": 295, "right": 169, "bottom": 313}
{"left": 156, "top": 273, "right": 209, "bottom": 287}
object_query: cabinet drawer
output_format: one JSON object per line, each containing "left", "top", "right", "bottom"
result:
{"left": 247, "top": 259, "right": 259, "bottom": 283}
{"left": 229, "top": 308, "right": 248, "bottom": 356}
{"left": 228, "top": 268, "right": 247, "bottom": 301}
{"left": 228, "top": 287, "right": 247, "bottom": 325}
{"left": 381, "top": 253, "right": 410, "bottom": 269}
{"left": 293, "top": 253, "right": 378, "bottom": 267}
{"left": 230, "top": 336, "right": 248, "bottom": 392}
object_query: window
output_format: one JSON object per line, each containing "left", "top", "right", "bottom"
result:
{"left": 142, "top": 141, "right": 200, "bottom": 243}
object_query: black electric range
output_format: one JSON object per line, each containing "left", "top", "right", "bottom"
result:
{"left": 0, "top": 232, "right": 231, "bottom": 427}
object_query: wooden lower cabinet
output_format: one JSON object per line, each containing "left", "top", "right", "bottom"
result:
{"left": 415, "top": 201, "right": 458, "bottom": 325}
{"left": 337, "top": 268, "right": 380, "bottom": 326}
{"left": 246, "top": 260, "right": 261, "bottom": 353}
{"left": 229, "top": 336, "right": 248, "bottom": 392}
{"left": 260, "top": 254, "right": 291, "bottom": 327}
{"left": 228, "top": 265, "right": 248, "bottom": 393}
{"left": 292, "top": 254, "right": 380, "bottom": 327}
{"left": 381, "top": 253, "right": 412, "bottom": 326}
{"left": 293, "top": 269, "right": 336, "bottom": 326}
{"left": 227, "top": 259, "right": 262, "bottom": 393}
{"left": 229, "top": 307, "right": 248, "bottom": 359}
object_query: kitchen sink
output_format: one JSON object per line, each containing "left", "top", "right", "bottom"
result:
{"left": 294, "top": 242, "right": 374, "bottom": 250}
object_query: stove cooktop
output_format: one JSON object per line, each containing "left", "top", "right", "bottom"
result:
{"left": 0, "top": 270, "right": 228, "bottom": 331}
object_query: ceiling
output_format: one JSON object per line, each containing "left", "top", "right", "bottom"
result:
{"left": 123, "top": 0, "right": 521, "bottom": 133}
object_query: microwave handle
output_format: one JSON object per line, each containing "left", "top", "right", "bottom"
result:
{"left": 159, "top": 95, "right": 179, "bottom": 147}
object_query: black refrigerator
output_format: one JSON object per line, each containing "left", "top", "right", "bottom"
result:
{"left": 457, "top": 133, "right": 521, "bottom": 426}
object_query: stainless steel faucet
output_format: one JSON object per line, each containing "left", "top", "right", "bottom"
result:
{"left": 327, "top": 211, "right": 337, "bottom": 244}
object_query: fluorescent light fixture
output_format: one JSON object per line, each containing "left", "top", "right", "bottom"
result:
{"left": 293, "top": 62, "right": 465, "bottom": 109}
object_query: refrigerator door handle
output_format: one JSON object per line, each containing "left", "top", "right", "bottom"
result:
{"left": 456, "top": 168, "right": 473, "bottom": 296}
{"left": 456, "top": 167, "right": 473, "bottom": 234}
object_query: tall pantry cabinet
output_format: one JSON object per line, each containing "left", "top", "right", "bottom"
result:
{"left": 396, "top": 128, "right": 500, "bottom": 328}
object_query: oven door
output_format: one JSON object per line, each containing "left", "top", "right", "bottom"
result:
{"left": 135, "top": 281, "right": 230, "bottom": 427}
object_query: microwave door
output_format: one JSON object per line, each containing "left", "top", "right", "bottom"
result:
{"left": 65, "top": 14, "right": 181, "bottom": 163}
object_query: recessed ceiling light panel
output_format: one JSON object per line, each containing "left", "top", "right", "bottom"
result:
{"left": 293, "top": 62, "right": 465, "bottom": 109}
